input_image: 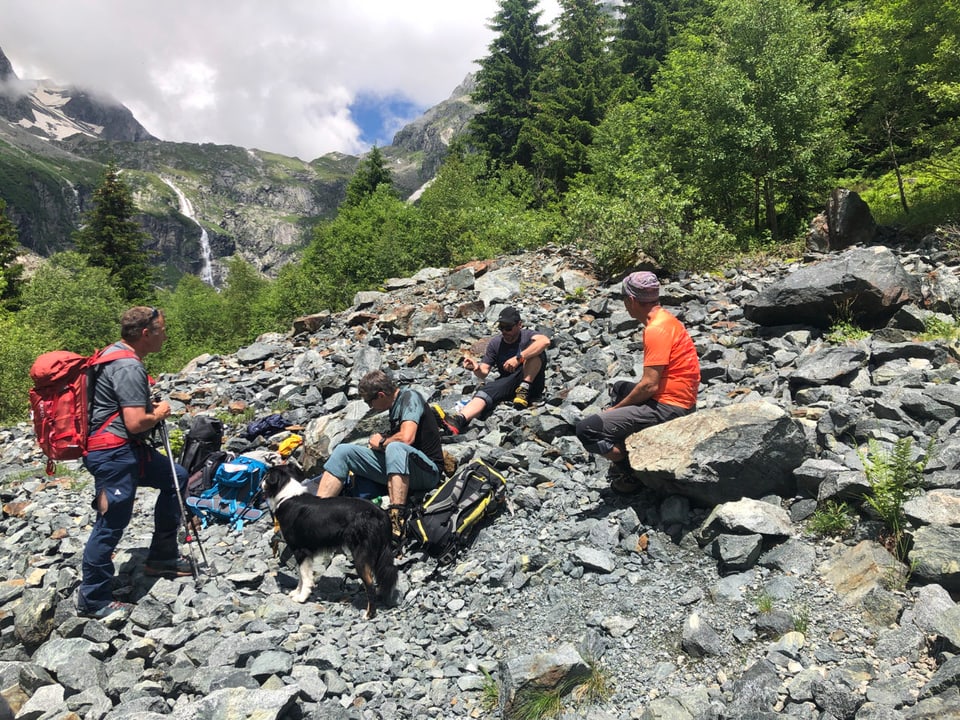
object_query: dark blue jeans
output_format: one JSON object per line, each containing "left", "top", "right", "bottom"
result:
{"left": 78, "top": 443, "right": 187, "bottom": 612}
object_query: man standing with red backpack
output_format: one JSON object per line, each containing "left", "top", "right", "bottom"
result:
{"left": 77, "top": 306, "right": 190, "bottom": 619}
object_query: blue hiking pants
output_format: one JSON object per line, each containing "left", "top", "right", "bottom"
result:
{"left": 78, "top": 443, "right": 188, "bottom": 613}
{"left": 323, "top": 442, "right": 440, "bottom": 499}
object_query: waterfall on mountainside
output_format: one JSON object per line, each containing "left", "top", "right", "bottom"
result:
{"left": 161, "top": 178, "right": 215, "bottom": 286}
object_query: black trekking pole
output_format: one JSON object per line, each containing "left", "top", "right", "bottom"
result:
{"left": 157, "top": 419, "right": 209, "bottom": 577}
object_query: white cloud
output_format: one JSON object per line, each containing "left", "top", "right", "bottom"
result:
{"left": 0, "top": 0, "right": 561, "bottom": 159}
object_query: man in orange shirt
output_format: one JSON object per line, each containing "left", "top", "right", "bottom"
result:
{"left": 575, "top": 271, "right": 700, "bottom": 493}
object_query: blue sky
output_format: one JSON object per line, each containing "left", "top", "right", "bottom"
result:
{"left": 350, "top": 93, "right": 425, "bottom": 149}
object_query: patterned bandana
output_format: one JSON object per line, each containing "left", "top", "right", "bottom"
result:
{"left": 622, "top": 271, "right": 660, "bottom": 302}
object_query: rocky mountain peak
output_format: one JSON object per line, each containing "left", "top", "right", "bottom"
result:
{"left": 0, "top": 45, "right": 154, "bottom": 144}
{"left": 0, "top": 45, "right": 18, "bottom": 82}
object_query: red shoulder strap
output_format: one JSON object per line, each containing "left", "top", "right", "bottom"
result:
{"left": 85, "top": 346, "right": 153, "bottom": 453}
{"left": 88, "top": 346, "right": 139, "bottom": 367}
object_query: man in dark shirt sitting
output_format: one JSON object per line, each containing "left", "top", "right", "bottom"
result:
{"left": 438, "top": 306, "right": 551, "bottom": 435}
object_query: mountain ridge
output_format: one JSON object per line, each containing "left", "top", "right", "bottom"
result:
{"left": 0, "top": 44, "right": 478, "bottom": 283}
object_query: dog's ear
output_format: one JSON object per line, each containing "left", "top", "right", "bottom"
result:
{"left": 284, "top": 462, "right": 305, "bottom": 483}
{"left": 264, "top": 465, "right": 284, "bottom": 489}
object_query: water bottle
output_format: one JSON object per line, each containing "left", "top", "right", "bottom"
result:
{"left": 456, "top": 397, "right": 469, "bottom": 413}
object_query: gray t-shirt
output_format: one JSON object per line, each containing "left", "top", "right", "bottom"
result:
{"left": 88, "top": 342, "right": 152, "bottom": 441}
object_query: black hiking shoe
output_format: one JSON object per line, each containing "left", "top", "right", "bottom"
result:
{"left": 441, "top": 412, "right": 468, "bottom": 436}
{"left": 144, "top": 557, "right": 194, "bottom": 578}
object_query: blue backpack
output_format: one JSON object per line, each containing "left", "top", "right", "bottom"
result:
{"left": 186, "top": 455, "right": 269, "bottom": 531}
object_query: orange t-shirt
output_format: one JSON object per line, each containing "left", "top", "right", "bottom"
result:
{"left": 642, "top": 307, "right": 700, "bottom": 409}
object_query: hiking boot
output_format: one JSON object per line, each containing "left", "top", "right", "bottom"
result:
{"left": 513, "top": 385, "right": 530, "bottom": 409}
{"left": 78, "top": 600, "right": 133, "bottom": 620}
{"left": 441, "top": 412, "right": 468, "bottom": 436}
{"left": 144, "top": 557, "right": 194, "bottom": 578}
{"left": 388, "top": 505, "right": 407, "bottom": 555}
{"left": 608, "top": 460, "right": 643, "bottom": 494}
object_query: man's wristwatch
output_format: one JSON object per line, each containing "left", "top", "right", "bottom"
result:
{"left": 378, "top": 437, "right": 386, "bottom": 450}
{"left": 516, "top": 351, "right": 523, "bottom": 362}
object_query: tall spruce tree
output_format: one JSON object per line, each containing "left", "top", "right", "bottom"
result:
{"left": 470, "top": 0, "right": 548, "bottom": 166}
{"left": 517, "top": 0, "right": 616, "bottom": 196}
{"left": 73, "top": 165, "right": 154, "bottom": 302}
{"left": 0, "top": 199, "right": 23, "bottom": 306}
{"left": 343, "top": 146, "right": 394, "bottom": 207}
{"left": 612, "top": 0, "right": 707, "bottom": 99}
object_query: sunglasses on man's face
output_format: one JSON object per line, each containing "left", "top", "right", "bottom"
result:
{"left": 498, "top": 323, "right": 516, "bottom": 332}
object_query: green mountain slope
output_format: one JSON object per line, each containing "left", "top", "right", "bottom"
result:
{"left": 0, "top": 43, "right": 478, "bottom": 284}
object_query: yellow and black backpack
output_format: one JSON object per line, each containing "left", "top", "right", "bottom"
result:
{"left": 409, "top": 458, "right": 507, "bottom": 565}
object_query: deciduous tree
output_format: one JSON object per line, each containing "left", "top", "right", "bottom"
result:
{"left": 18, "top": 251, "right": 125, "bottom": 355}
{"left": 641, "top": 0, "right": 847, "bottom": 236}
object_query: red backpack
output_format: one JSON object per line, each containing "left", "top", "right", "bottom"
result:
{"left": 29, "top": 347, "right": 139, "bottom": 475}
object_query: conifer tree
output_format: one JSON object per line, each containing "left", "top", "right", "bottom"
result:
{"left": 612, "top": 0, "right": 706, "bottom": 99}
{"left": 470, "top": 0, "right": 548, "bottom": 166}
{"left": 644, "top": 0, "right": 846, "bottom": 236}
{"left": 517, "top": 0, "right": 616, "bottom": 197}
{"left": 73, "top": 164, "right": 155, "bottom": 302}
{"left": 0, "top": 199, "right": 23, "bottom": 306}
{"left": 343, "top": 146, "right": 394, "bottom": 207}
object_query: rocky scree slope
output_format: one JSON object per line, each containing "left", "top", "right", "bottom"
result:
{"left": 1, "top": 242, "right": 960, "bottom": 719}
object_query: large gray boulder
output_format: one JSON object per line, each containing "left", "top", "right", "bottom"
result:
{"left": 806, "top": 189, "right": 876, "bottom": 252}
{"left": 625, "top": 401, "right": 812, "bottom": 506}
{"left": 743, "top": 246, "right": 918, "bottom": 329}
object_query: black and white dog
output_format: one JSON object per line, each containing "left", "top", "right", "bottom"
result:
{"left": 261, "top": 464, "right": 398, "bottom": 619}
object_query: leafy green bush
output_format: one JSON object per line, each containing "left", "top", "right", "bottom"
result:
{"left": 0, "top": 252, "right": 129, "bottom": 422}
{"left": 825, "top": 320, "right": 870, "bottom": 344}
{"left": 153, "top": 257, "right": 278, "bottom": 374}
{"left": 18, "top": 252, "right": 125, "bottom": 355}
{"left": 918, "top": 314, "right": 960, "bottom": 343}
{"left": 0, "top": 311, "right": 51, "bottom": 422}
{"left": 564, "top": 182, "right": 737, "bottom": 277}
{"left": 413, "top": 154, "right": 558, "bottom": 265}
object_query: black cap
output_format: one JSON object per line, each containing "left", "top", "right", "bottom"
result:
{"left": 498, "top": 306, "right": 521, "bottom": 325}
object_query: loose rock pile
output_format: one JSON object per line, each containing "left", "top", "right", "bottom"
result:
{"left": 1, "top": 240, "right": 960, "bottom": 720}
